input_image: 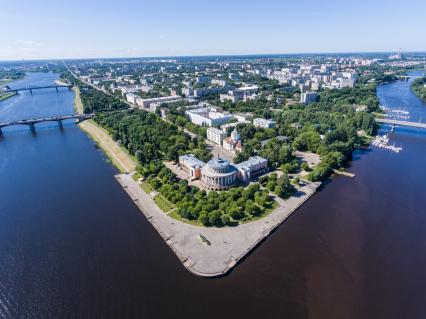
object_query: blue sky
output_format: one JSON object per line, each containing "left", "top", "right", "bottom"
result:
{"left": 1, "top": 0, "right": 425, "bottom": 60}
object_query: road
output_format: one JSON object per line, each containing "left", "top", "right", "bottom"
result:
{"left": 375, "top": 118, "right": 426, "bottom": 129}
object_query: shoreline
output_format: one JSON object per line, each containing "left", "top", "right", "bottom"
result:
{"left": 71, "top": 85, "right": 137, "bottom": 173}
{"left": 116, "top": 173, "right": 320, "bottom": 277}
{"left": 79, "top": 120, "right": 137, "bottom": 173}
{"left": 0, "top": 92, "right": 17, "bottom": 102}
{"left": 70, "top": 81, "right": 321, "bottom": 277}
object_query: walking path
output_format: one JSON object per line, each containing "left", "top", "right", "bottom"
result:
{"left": 117, "top": 173, "right": 320, "bottom": 277}
{"left": 67, "top": 64, "right": 321, "bottom": 276}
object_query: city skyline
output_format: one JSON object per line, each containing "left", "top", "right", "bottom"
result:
{"left": 1, "top": 0, "right": 425, "bottom": 61}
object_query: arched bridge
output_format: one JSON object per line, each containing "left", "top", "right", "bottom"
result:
{"left": 4, "top": 84, "right": 73, "bottom": 94}
{"left": 0, "top": 114, "right": 93, "bottom": 135}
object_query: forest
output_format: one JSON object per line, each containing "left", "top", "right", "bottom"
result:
{"left": 412, "top": 77, "right": 426, "bottom": 102}
{"left": 94, "top": 109, "right": 211, "bottom": 163}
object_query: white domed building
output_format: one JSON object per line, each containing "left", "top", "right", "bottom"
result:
{"left": 201, "top": 157, "right": 237, "bottom": 190}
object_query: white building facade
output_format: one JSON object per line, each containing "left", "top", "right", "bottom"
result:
{"left": 207, "top": 127, "right": 226, "bottom": 145}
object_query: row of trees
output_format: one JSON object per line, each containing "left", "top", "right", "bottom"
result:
{"left": 259, "top": 173, "right": 295, "bottom": 199}
{"left": 94, "top": 109, "right": 211, "bottom": 163}
{"left": 138, "top": 161, "right": 275, "bottom": 226}
{"left": 61, "top": 71, "right": 128, "bottom": 113}
{"left": 412, "top": 77, "right": 426, "bottom": 102}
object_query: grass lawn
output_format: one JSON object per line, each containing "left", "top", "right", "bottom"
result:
{"left": 168, "top": 210, "right": 202, "bottom": 226}
{"left": 241, "top": 201, "right": 279, "bottom": 224}
{"left": 140, "top": 182, "right": 154, "bottom": 194}
{"left": 153, "top": 194, "right": 175, "bottom": 213}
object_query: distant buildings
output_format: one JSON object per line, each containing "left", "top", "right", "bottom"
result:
{"left": 185, "top": 106, "right": 234, "bottom": 127}
{"left": 211, "top": 79, "right": 228, "bottom": 87}
{"left": 300, "top": 91, "right": 318, "bottom": 104}
{"left": 135, "top": 95, "right": 183, "bottom": 111}
{"left": 220, "top": 85, "right": 259, "bottom": 103}
{"left": 253, "top": 118, "right": 276, "bottom": 129}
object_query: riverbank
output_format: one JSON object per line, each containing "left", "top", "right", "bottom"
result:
{"left": 117, "top": 173, "right": 320, "bottom": 277}
{"left": 72, "top": 87, "right": 84, "bottom": 114}
{"left": 69, "top": 73, "right": 322, "bottom": 276}
{"left": 80, "top": 115, "right": 321, "bottom": 276}
{"left": 72, "top": 82, "right": 136, "bottom": 173}
{"left": 412, "top": 77, "right": 426, "bottom": 102}
{"left": 54, "top": 79, "right": 70, "bottom": 86}
{"left": 0, "top": 92, "right": 16, "bottom": 102}
{"left": 79, "top": 120, "right": 137, "bottom": 173}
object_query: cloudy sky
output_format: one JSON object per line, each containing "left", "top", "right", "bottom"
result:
{"left": 1, "top": 0, "right": 425, "bottom": 60}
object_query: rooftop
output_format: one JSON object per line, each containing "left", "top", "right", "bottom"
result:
{"left": 180, "top": 154, "right": 205, "bottom": 168}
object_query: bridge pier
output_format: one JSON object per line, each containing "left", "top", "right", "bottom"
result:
{"left": 56, "top": 86, "right": 59, "bottom": 93}
{"left": 58, "top": 119, "right": 63, "bottom": 128}
{"left": 29, "top": 88, "right": 33, "bottom": 95}
{"left": 0, "top": 128, "right": 2, "bottom": 136}
{"left": 29, "top": 123, "right": 35, "bottom": 132}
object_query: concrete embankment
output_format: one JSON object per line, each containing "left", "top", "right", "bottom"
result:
{"left": 116, "top": 173, "right": 320, "bottom": 277}
{"left": 70, "top": 82, "right": 321, "bottom": 276}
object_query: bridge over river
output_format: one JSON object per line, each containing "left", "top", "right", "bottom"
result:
{"left": 0, "top": 114, "right": 93, "bottom": 135}
{"left": 375, "top": 118, "right": 426, "bottom": 129}
{"left": 3, "top": 84, "right": 73, "bottom": 94}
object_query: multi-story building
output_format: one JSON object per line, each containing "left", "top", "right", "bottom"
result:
{"left": 201, "top": 157, "right": 237, "bottom": 190}
{"left": 220, "top": 86, "right": 259, "bottom": 103}
{"left": 126, "top": 93, "right": 138, "bottom": 104}
{"left": 300, "top": 91, "right": 318, "bottom": 104}
{"left": 253, "top": 118, "right": 276, "bottom": 129}
{"left": 222, "top": 128, "right": 242, "bottom": 153}
{"left": 178, "top": 154, "right": 205, "bottom": 180}
{"left": 185, "top": 106, "right": 234, "bottom": 127}
{"left": 136, "top": 95, "right": 183, "bottom": 110}
{"left": 179, "top": 154, "right": 268, "bottom": 189}
{"left": 207, "top": 127, "right": 226, "bottom": 145}
{"left": 211, "top": 79, "right": 228, "bottom": 87}
{"left": 235, "top": 156, "right": 268, "bottom": 182}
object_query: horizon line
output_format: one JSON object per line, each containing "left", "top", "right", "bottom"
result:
{"left": 1, "top": 49, "right": 426, "bottom": 63}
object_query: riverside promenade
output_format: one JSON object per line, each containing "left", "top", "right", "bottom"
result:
{"left": 116, "top": 173, "right": 320, "bottom": 277}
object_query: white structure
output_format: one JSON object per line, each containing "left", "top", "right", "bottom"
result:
{"left": 235, "top": 156, "right": 268, "bottom": 183}
{"left": 126, "top": 93, "right": 138, "bottom": 104}
{"left": 179, "top": 154, "right": 205, "bottom": 180}
{"left": 223, "top": 128, "right": 242, "bottom": 153}
{"left": 185, "top": 106, "right": 234, "bottom": 127}
{"left": 211, "top": 79, "right": 228, "bottom": 87}
{"left": 207, "top": 127, "right": 226, "bottom": 145}
{"left": 201, "top": 157, "right": 237, "bottom": 190}
{"left": 300, "top": 91, "right": 318, "bottom": 104}
{"left": 136, "top": 95, "right": 183, "bottom": 110}
{"left": 220, "top": 86, "right": 259, "bottom": 103}
{"left": 179, "top": 154, "right": 269, "bottom": 189}
{"left": 253, "top": 118, "right": 276, "bottom": 129}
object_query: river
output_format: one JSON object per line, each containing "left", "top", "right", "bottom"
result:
{"left": 0, "top": 71, "right": 425, "bottom": 318}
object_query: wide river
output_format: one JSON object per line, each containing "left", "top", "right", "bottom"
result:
{"left": 0, "top": 71, "right": 425, "bottom": 318}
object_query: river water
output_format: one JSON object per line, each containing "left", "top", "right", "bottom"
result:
{"left": 0, "top": 71, "right": 425, "bottom": 318}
